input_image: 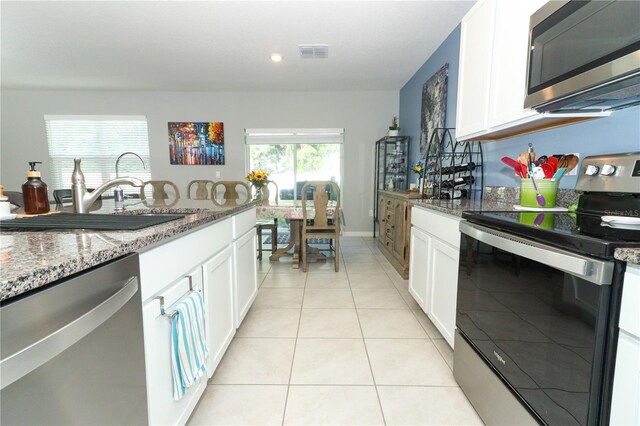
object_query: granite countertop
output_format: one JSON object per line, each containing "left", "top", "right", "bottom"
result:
{"left": 406, "top": 187, "right": 640, "bottom": 266}
{"left": 0, "top": 198, "right": 256, "bottom": 301}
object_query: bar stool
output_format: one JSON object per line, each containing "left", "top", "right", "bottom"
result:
{"left": 256, "top": 218, "right": 278, "bottom": 260}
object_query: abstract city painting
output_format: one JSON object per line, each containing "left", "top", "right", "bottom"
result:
{"left": 168, "top": 122, "right": 225, "bottom": 165}
{"left": 420, "top": 64, "right": 448, "bottom": 156}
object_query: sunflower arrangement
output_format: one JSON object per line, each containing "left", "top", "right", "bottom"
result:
{"left": 246, "top": 170, "right": 270, "bottom": 188}
{"left": 411, "top": 161, "right": 425, "bottom": 178}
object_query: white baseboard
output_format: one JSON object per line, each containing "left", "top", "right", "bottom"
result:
{"left": 342, "top": 231, "right": 374, "bottom": 237}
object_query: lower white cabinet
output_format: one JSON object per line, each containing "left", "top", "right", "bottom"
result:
{"left": 142, "top": 268, "right": 207, "bottom": 426}
{"left": 138, "top": 207, "right": 257, "bottom": 425}
{"left": 233, "top": 228, "right": 258, "bottom": 328}
{"left": 203, "top": 245, "right": 235, "bottom": 376}
{"left": 610, "top": 263, "right": 640, "bottom": 425}
{"left": 408, "top": 207, "right": 462, "bottom": 348}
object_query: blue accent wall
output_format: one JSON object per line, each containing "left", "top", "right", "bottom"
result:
{"left": 400, "top": 25, "right": 640, "bottom": 189}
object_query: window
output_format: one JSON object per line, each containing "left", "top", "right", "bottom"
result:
{"left": 245, "top": 128, "right": 343, "bottom": 202}
{"left": 45, "top": 115, "right": 151, "bottom": 193}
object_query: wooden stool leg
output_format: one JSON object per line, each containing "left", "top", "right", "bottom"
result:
{"left": 335, "top": 237, "right": 340, "bottom": 272}
{"left": 271, "top": 218, "right": 278, "bottom": 255}
{"left": 257, "top": 226, "right": 263, "bottom": 260}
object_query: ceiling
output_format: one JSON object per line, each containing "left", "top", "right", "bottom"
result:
{"left": 1, "top": 1, "right": 474, "bottom": 92}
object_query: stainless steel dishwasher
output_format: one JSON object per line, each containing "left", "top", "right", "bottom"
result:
{"left": 1, "top": 254, "right": 148, "bottom": 425}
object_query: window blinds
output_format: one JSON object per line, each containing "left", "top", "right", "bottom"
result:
{"left": 44, "top": 116, "right": 151, "bottom": 192}
{"left": 245, "top": 128, "right": 344, "bottom": 145}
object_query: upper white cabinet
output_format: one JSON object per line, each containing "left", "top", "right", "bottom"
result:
{"left": 456, "top": 0, "right": 608, "bottom": 141}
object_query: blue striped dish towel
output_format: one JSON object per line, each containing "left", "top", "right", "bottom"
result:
{"left": 170, "top": 291, "right": 208, "bottom": 400}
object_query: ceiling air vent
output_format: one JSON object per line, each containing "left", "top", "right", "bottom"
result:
{"left": 298, "top": 44, "right": 328, "bottom": 59}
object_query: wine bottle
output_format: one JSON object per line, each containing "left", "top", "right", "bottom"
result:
{"left": 429, "top": 162, "right": 475, "bottom": 175}
{"left": 441, "top": 175, "right": 474, "bottom": 188}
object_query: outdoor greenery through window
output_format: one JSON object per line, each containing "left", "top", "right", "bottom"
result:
{"left": 245, "top": 129, "right": 343, "bottom": 202}
{"left": 45, "top": 116, "right": 152, "bottom": 195}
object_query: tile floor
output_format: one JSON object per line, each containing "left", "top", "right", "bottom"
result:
{"left": 188, "top": 237, "right": 483, "bottom": 425}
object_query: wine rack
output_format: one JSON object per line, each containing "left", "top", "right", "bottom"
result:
{"left": 422, "top": 128, "right": 483, "bottom": 200}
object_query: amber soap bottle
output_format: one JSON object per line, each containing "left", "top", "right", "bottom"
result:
{"left": 22, "top": 162, "right": 50, "bottom": 214}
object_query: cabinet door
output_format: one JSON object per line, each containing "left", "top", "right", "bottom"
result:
{"left": 408, "top": 226, "right": 431, "bottom": 311}
{"left": 392, "top": 200, "right": 405, "bottom": 260}
{"left": 377, "top": 195, "right": 387, "bottom": 243}
{"left": 456, "top": 0, "right": 496, "bottom": 139}
{"left": 233, "top": 228, "right": 258, "bottom": 328}
{"left": 203, "top": 246, "right": 235, "bottom": 376}
{"left": 487, "top": 0, "right": 546, "bottom": 128}
{"left": 427, "top": 238, "right": 460, "bottom": 348}
{"left": 610, "top": 330, "right": 640, "bottom": 426}
{"left": 143, "top": 270, "right": 206, "bottom": 426}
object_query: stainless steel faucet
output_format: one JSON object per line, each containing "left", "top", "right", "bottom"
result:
{"left": 71, "top": 158, "right": 145, "bottom": 213}
{"left": 114, "top": 152, "right": 147, "bottom": 211}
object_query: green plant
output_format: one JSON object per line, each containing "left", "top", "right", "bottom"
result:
{"left": 389, "top": 116, "right": 400, "bottom": 131}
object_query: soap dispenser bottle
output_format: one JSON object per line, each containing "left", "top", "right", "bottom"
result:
{"left": 22, "top": 161, "right": 50, "bottom": 214}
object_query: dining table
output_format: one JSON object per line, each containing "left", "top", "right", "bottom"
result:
{"left": 255, "top": 201, "right": 340, "bottom": 269}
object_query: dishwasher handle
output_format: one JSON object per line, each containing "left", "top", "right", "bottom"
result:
{"left": 460, "top": 221, "right": 614, "bottom": 285}
{"left": 0, "top": 276, "right": 138, "bottom": 390}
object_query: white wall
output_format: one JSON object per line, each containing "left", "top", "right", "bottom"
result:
{"left": 0, "top": 90, "right": 398, "bottom": 232}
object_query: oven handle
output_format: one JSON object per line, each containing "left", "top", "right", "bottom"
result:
{"left": 460, "top": 222, "right": 614, "bottom": 285}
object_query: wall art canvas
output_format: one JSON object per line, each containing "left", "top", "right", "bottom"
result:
{"left": 420, "top": 63, "right": 448, "bottom": 156}
{"left": 168, "top": 122, "right": 225, "bottom": 165}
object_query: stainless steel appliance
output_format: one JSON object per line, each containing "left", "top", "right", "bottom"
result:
{"left": 454, "top": 152, "right": 640, "bottom": 425}
{"left": 524, "top": 0, "right": 640, "bottom": 112}
{"left": 1, "top": 254, "right": 148, "bottom": 425}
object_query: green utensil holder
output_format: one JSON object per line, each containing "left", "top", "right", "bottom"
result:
{"left": 520, "top": 178, "right": 559, "bottom": 208}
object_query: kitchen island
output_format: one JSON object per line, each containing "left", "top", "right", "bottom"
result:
{"left": 0, "top": 198, "right": 257, "bottom": 301}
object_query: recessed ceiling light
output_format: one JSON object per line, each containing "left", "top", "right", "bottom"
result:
{"left": 270, "top": 53, "right": 283, "bottom": 63}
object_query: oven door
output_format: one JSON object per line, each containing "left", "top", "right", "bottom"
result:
{"left": 456, "top": 222, "right": 615, "bottom": 426}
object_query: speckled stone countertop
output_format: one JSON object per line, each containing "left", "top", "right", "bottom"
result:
{"left": 408, "top": 186, "right": 640, "bottom": 266}
{"left": 0, "top": 199, "right": 256, "bottom": 301}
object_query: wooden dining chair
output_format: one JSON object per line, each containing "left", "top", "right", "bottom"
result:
{"left": 300, "top": 181, "right": 340, "bottom": 272}
{"left": 211, "top": 181, "right": 251, "bottom": 207}
{"left": 187, "top": 179, "right": 214, "bottom": 200}
{"left": 140, "top": 180, "right": 180, "bottom": 207}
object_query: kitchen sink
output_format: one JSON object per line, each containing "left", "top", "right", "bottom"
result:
{"left": 0, "top": 213, "right": 186, "bottom": 231}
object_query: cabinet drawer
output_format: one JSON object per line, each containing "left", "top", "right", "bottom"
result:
{"left": 412, "top": 207, "right": 462, "bottom": 249}
{"left": 139, "top": 218, "right": 233, "bottom": 301}
{"left": 232, "top": 208, "right": 256, "bottom": 239}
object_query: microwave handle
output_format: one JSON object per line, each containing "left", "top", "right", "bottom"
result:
{"left": 460, "top": 222, "right": 614, "bottom": 285}
{"left": 0, "top": 276, "right": 138, "bottom": 390}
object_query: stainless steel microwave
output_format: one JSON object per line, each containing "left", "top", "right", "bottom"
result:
{"left": 524, "top": 0, "right": 640, "bottom": 113}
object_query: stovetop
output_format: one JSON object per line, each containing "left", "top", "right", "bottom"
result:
{"left": 462, "top": 210, "right": 640, "bottom": 259}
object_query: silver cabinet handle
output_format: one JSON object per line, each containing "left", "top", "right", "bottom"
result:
{"left": 460, "top": 221, "right": 614, "bottom": 285}
{"left": 1, "top": 277, "right": 138, "bottom": 389}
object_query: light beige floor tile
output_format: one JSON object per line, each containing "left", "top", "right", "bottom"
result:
{"left": 211, "top": 338, "right": 295, "bottom": 384}
{"left": 305, "top": 260, "right": 343, "bottom": 272}
{"left": 252, "top": 288, "right": 304, "bottom": 309}
{"left": 346, "top": 263, "right": 385, "bottom": 274}
{"left": 348, "top": 273, "right": 395, "bottom": 289}
{"left": 342, "top": 255, "right": 380, "bottom": 264}
{"left": 290, "top": 338, "right": 373, "bottom": 385}
{"left": 398, "top": 289, "right": 421, "bottom": 310}
{"left": 305, "top": 272, "right": 350, "bottom": 289}
{"left": 358, "top": 309, "right": 427, "bottom": 338}
{"left": 377, "top": 386, "right": 483, "bottom": 425}
{"left": 352, "top": 288, "right": 408, "bottom": 309}
{"left": 365, "top": 339, "right": 457, "bottom": 386}
{"left": 284, "top": 385, "right": 384, "bottom": 425}
{"left": 269, "top": 262, "right": 306, "bottom": 274}
{"left": 236, "top": 308, "right": 301, "bottom": 338}
{"left": 432, "top": 338, "right": 454, "bottom": 370}
{"left": 303, "top": 288, "right": 354, "bottom": 308}
{"left": 188, "top": 385, "right": 287, "bottom": 425}
{"left": 412, "top": 309, "right": 445, "bottom": 339}
{"left": 298, "top": 308, "right": 362, "bottom": 338}
{"left": 261, "top": 273, "right": 307, "bottom": 288}
{"left": 257, "top": 272, "right": 268, "bottom": 287}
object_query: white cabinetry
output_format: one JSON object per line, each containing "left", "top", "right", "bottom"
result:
{"left": 203, "top": 246, "right": 235, "bottom": 376}
{"left": 456, "top": 0, "right": 608, "bottom": 141}
{"left": 610, "top": 263, "right": 640, "bottom": 425}
{"left": 408, "top": 207, "right": 462, "bottom": 348}
{"left": 138, "top": 207, "right": 257, "bottom": 426}
{"left": 232, "top": 209, "right": 258, "bottom": 328}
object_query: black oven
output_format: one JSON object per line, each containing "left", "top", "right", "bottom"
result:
{"left": 455, "top": 219, "right": 622, "bottom": 425}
